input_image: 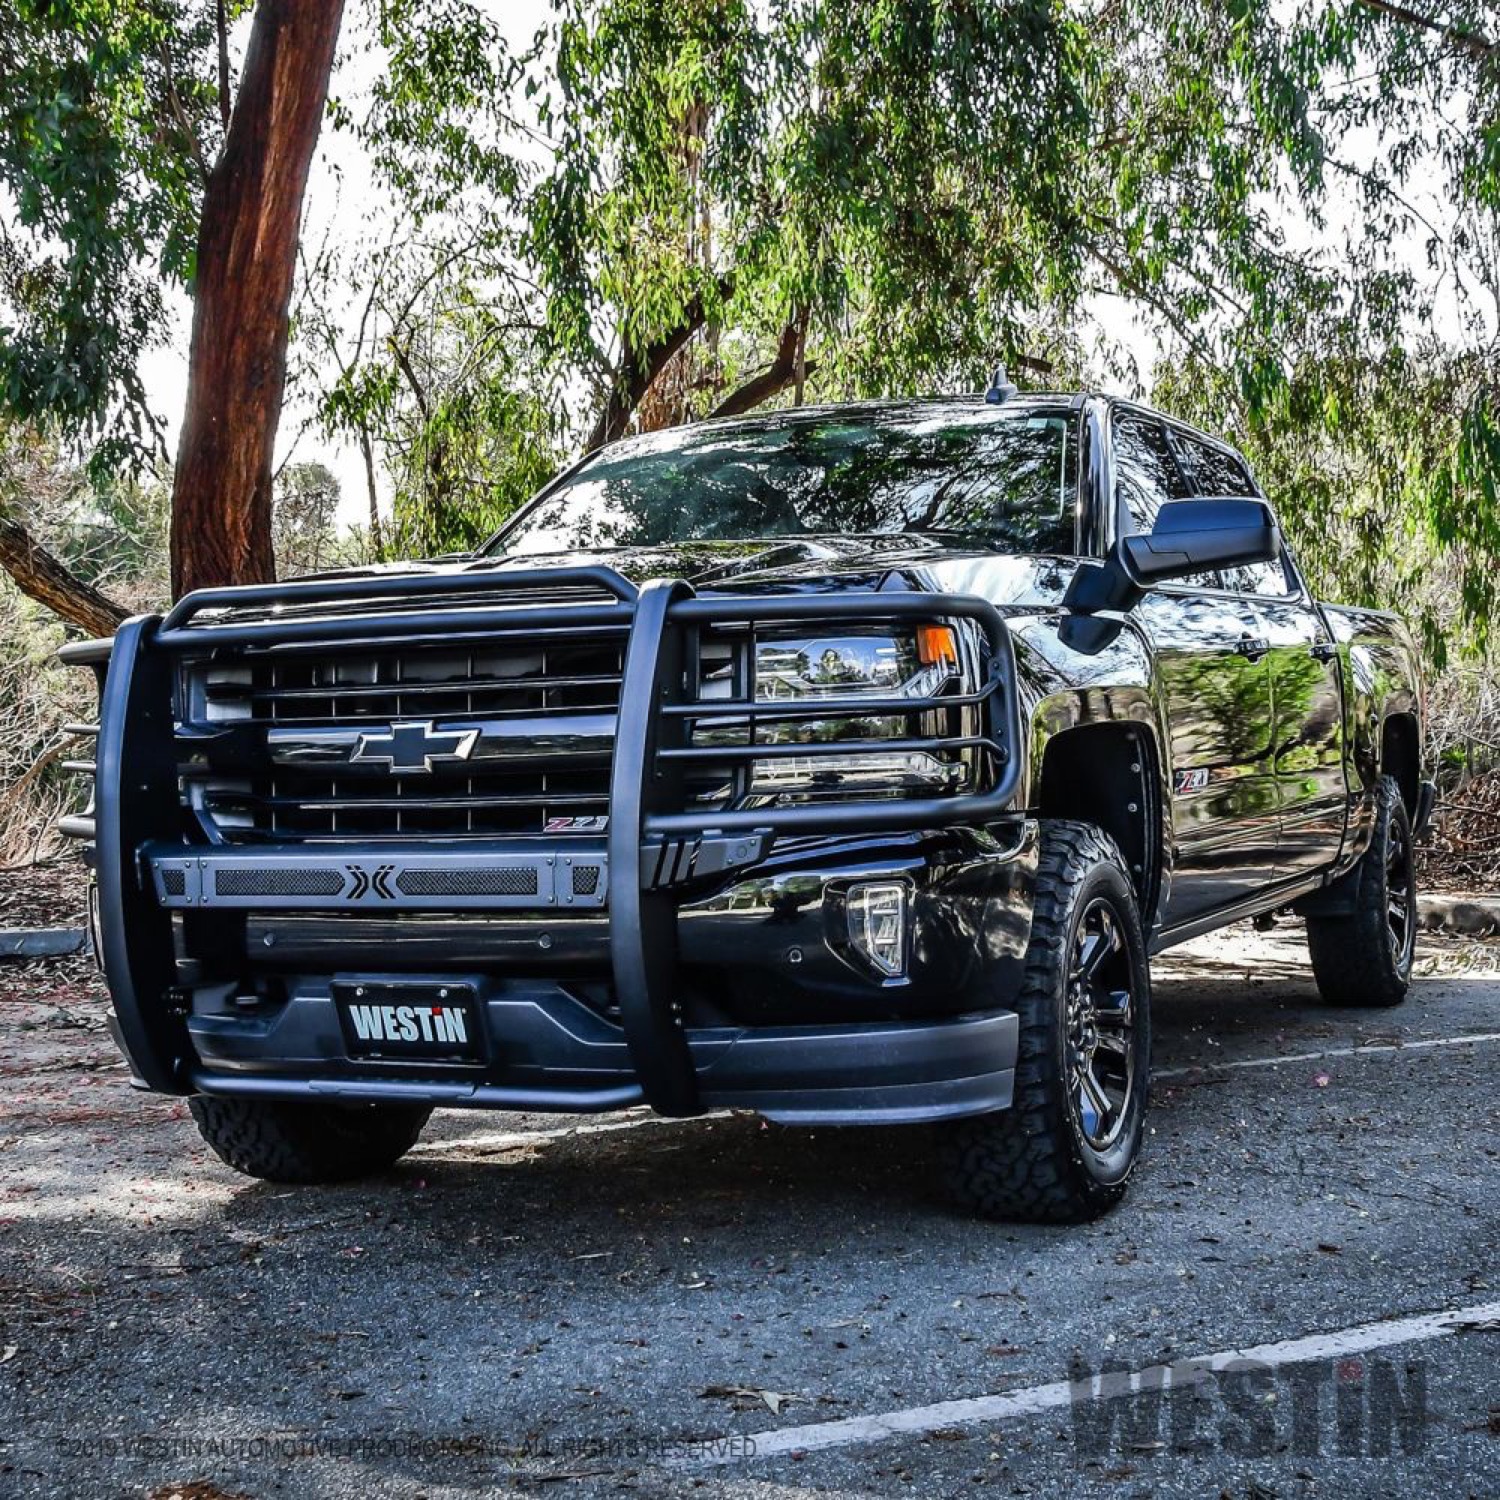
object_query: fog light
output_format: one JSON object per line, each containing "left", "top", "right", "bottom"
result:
{"left": 847, "top": 882, "right": 908, "bottom": 978}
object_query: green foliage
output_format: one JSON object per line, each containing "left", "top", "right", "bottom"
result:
{"left": 1, "top": 0, "right": 1493, "bottom": 646}
{"left": 0, "top": 1, "right": 232, "bottom": 465}
{"left": 1158, "top": 345, "right": 1498, "bottom": 665}
{"left": 528, "top": 0, "right": 1098, "bottom": 400}
{"left": 297, "top": 227, "right": 567, "bottom": 559}
{"left": 357, "top": 0, "right": 528, "bottom": 218}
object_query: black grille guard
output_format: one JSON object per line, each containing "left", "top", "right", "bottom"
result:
{"left": 60, "top": 564, "right": 1024, "bottom": 1113}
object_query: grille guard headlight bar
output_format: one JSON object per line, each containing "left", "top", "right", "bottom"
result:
{"left": 64, "top": 562, "right": 1025, "bottom": 849}
{"left": 638, "top": 587, "right": 1021, "bottom": 839}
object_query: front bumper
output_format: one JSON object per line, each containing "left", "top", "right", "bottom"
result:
{"left": 64, "top": 567, "right": 1032, "bottom": 1124}
{"left": 140, "top": 822, "right": 1038, "bottom": 1123}
{"left": 186, "top": 999, "right": 1021, "bottom": 1126}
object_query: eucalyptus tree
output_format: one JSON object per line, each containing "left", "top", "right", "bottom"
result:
{"left": 1, "top": 0, "right": 345, "bottom": 609}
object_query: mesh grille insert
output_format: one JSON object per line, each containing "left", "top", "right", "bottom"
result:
{"left": 160, "top": 868, "right": 187, "bottom": 896}
{"left": 570, "top": 864, "right": 602, "bottom": 897}
{"left": 214, "top": 867, "right": 346, "bottom": 897}
{"left": 395, "top": 867, "right": 539, "bottom": 897}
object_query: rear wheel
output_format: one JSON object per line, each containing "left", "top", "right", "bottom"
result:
{"left": 188, "top": 1096, "right": 432, "bottom": 1183}
{"left": 939, "top": 821, "right": 1151, "bottom": 1223}
{"left": 1305, "top": 775, "right": 1415, "bottom": 1008}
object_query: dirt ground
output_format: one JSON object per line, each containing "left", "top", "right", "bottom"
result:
{"left": 1, "top": 917, "right": 1496, "bottom": 1500}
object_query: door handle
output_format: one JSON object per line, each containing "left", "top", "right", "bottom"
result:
{"left": 1309, "top": 640, "right": 1338, "bottom": 662}
{"left": 1234, "top": 635, "right": 1271, "bottom": 661}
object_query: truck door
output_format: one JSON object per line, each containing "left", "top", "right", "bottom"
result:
{"left": 1111, "top": 414, "right": 1279, "bottom": 926}
{"left": 1254, "top": 592, "right": 1348, "bottom": 879}
{"left": 1170, "top": 435, "right": 1348, "bottom": 884}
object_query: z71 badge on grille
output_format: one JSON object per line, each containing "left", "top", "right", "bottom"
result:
{"left": 350, "top": 720, "right": 479, "bottom": 774}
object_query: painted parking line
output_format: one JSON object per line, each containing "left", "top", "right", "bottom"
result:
{"left": 695, "top": 1299, "right": 1500, "bottom": 1464}
{"left": 1155, "top": 1029, "right": 1500, "bottom": 1080}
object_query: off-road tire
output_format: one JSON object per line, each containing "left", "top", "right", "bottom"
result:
{"left": 1305, "top": 775, "right": 1415, "bottom": 1008}
{"left": 188, "top": 1096, "right": 432, "bottom": 1183}
{"left": 939, "top": 821, "right": 1151, "bottom": 1223}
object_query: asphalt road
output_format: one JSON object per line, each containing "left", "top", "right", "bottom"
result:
{"left": 1, "top": 925, "right": 1496, "bottom": 1499}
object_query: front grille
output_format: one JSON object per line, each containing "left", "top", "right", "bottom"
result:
{"left": 183, "top": 632, "right": 625, "bottom": 842}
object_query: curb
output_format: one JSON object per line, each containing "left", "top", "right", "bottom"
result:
{"left": 1418, "top": 895, "right": 1500, "bottom": 937}
{"left": 0, "top": 927, "right": 87, "bottom": 958}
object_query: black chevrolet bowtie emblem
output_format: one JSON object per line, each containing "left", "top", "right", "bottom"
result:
{"left": 350, "top": 720, "right": 480, "bottom": 775}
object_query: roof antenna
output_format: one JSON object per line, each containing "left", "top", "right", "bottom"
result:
{"left": 985, "top": 364, "right": 1018, "bottom": 404}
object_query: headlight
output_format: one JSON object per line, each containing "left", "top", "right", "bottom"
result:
{"left": 753, "top": 627, "right": 958, "bottom": 705}
{"left": 691, "top": 623, "right": 977, "bottom": 804}
{"left": 747, "top": 750, "right": 965, "bottom": 796}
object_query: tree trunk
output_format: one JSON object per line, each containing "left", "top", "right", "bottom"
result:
{"left": 169, "top": 0, "right": 346, "bottom": 600}
{"left": 0, "top": 514, "right": 127, "bottom": 637}
{"left": 586, "top": 275, "right": 735, "bottom": 453}
{"left": 359, "top": 429, "right": 383, "bottom": 559}
{"left": 708, "top": 316, "right": 818, "bottom": 420}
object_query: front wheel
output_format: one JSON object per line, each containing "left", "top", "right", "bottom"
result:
{"left": 939, "top": 821, "right": 1152, "bottom": 1223}
{"left": 1305, "top": 775, "right": 1415, "bottom": 1007}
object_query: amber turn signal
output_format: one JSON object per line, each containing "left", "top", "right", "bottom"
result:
{"left": 916, "top": 624, "right": 958, "bottom": 667}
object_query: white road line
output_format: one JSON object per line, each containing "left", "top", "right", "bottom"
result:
{"left": 695, "top": 1299, "right": 1500, "bottom": 1465}
{"left": 1155, "top": 1029, "right": 1500, "bottom": 1080}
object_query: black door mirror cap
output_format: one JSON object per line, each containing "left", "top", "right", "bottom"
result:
{"left": 1122, "top": 498, "right": 1281, "bottom": 584}
{"left": 1064, "top": 497, "right": 1281, "bottom": 618}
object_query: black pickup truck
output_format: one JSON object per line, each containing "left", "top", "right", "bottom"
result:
{"left": 60, "top": 390, "right": 1434, "bottom": 1221}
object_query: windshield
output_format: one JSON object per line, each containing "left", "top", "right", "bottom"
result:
{"left": 490, "top": 404, "right": 1079, "bottom": 557}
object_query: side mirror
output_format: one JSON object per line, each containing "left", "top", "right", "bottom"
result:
{"left": 1064, "top": 498, "right": 1281, "bottom": 616}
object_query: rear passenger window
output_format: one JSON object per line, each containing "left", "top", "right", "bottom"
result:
{"left": 1178, "top": 435, "right": 1257, "bottom": 498}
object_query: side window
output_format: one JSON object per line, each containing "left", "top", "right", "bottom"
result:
{"left": 1176, "top": 434, "right": 1291, "bottom": 597}
{"left": 1113, "top": 416, "right": 1189, "bottom": 534}
{"left": 1178, "top": 436, "right": 1257, "bottom": 498}
{"left": 1112, "top": 416, "right": 1219, "bottom": 590}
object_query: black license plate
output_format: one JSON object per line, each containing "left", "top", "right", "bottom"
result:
{"left": 334, "top": 982, "right": 483, "bottom": 1062}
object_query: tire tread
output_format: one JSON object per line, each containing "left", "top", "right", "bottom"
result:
{"left": 188, "top": 1096, "right": 431, "bottom": 1184}
{"left": 1306, "top": 776, "right": 1413, "bottom": 1008}
{"left": 940, "top": 820, "right": 1148, "bottom": 1224}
